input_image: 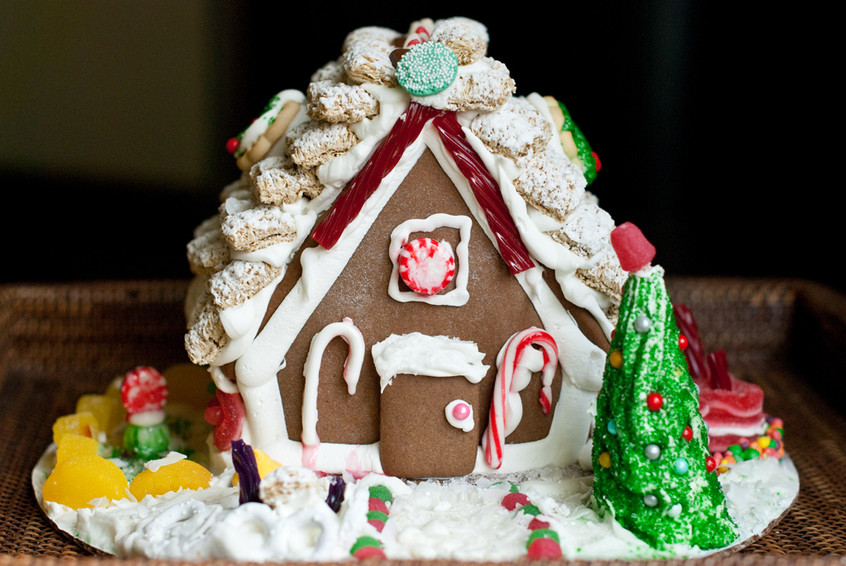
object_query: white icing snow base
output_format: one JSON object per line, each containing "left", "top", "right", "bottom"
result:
{"left": 33, "top": 448, "right": 798, "bottom": 561}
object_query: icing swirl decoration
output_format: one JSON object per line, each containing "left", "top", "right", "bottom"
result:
{"left": 396, "top": 41, "right": 459, "bottom": 97}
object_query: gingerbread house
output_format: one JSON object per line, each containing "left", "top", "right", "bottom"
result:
{"left": 184, "top": 17, "right": 626, "bottom": 478}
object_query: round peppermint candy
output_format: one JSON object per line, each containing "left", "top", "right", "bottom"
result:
{"left": 396, "top": 41, "right": 458, "bottom": 97}
{"left": 398, "top": 238, "right": 455, "bottom": 295}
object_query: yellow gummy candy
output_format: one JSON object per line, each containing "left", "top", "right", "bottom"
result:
{"left": 56, "top": 433, "right": 99, "bottom": 464}
{"left": 233, "top": 448, "right": 282, "bottom": 486}
{"left": 105, "top": 376, "right": 123, "bottom": 400}
{"left": 76, "top": 394, "right": 125, "bottom": 434}
{"left": 129, "top": 459, "right": 213, "bottom": 500}
{"left": 52, "top": 412, "right": 101, "bottom": 445}
{"left": 42, "top": 454, "right": 129, "bottom": 509}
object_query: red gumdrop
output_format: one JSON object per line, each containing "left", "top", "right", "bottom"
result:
{"left": 502, "top": 492, "right": 531, "bottom": 511}
{"left": 212, "top": 390, "right": 245, "bottom": 451}
{"left": 610, "top": 222, "right": 656, "bottom": 273}
{"left": 527, "top": 537, "right": 562, "bottom": 559}
{"left": 353, "top": 546, "right": 386, "bottom": 559}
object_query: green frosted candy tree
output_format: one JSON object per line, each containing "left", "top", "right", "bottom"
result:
{"left": 591, "top": 223, "right": 737, "bottom": 551}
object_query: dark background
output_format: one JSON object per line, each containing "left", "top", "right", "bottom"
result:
{"left": 1, "top": 2, "right": 837, "bottom": 291}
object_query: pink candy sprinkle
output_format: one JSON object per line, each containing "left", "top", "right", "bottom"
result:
{"left": 451, "top": 402, "right": 471, "bottom": 421}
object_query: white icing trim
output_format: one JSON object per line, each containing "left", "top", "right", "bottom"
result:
{"left": 301, "top": 318, "right": 365, "bottom": 446}
{"left": 372, "top": 333, "right": 489, "bottom": 392}
{"left": 387, "top": 214, "right": 471, "bottom": 306}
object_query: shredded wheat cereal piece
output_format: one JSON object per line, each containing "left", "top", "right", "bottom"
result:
{"left": 470, "top": 96, "right": 552, "bottom": 160}
{"left": 440, "top": 57, "right": 515, "bottom": 112}
{"left": 219, "top": 198, "right": 297, "bottom": 252}
{"left": 286, "top": 121, "right": 359, "bottom": 169}
{"left": 208, "top": 260, "right": 282, "bottom": 311}
{"left": 250, "top": 155, "right": 324, "bottom": 205}
{"left": 341, "top": 26, "right": 401, "bottom": 86}
{"left": 184, "top": 294, "right": 229, "bottom": 366}
{"left": 576, "top": 251, "right": 626, "bottom": 303}
{"left": 514, "top": 147, "right": 586, "bottom": 222}
{"left": 431, "top": 17, "right": 489, "bottom": 65}
{"left": 307, "top": 80, "right": 379, "bottom": 123}
{"left": 186, "top": 225, "right": 231, "bottom": 276}
{"left": 311, "top": 60, "right": 346, "bottom": 84}
{"left": 547, "top": 197, "right": 616, "bottom": 258}
{"left": 342, "top": 26, "right": 402, "bottom": 52}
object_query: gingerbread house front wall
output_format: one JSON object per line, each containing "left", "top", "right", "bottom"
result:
{"left": 230, "top": 129, "right": 610, "bottom": 477}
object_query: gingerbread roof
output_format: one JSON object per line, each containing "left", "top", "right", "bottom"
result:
{"left": 184, "top": 17, "right": 625, "bottom": 367}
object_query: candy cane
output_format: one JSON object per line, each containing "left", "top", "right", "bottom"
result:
{"left": 403, "top": 18, "right": 434, "bottom": 48}
{"left": 301, "top": 318, "right": 365, "bottom": 447}
{"left": 483, "top": 328, "right": 558, "bottom": 469}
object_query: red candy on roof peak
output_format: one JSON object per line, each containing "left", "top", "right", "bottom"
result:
{"left": 610, "top": 222, "right": 656, "bottom": 273}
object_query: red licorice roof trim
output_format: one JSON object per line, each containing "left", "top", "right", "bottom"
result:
{"left": 432, "top": 112, "right": 534, "bottom": 274}
{"left": 311, "top": 102, "right": 445, "bottom": 249}
{"left": 311, "top": 103, "right": 534, "bottom": 275}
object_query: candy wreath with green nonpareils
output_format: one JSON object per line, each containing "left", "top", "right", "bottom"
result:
{"left": 395, "top": 40, "right": 459, "bottom": 97}
{"left": 591, "top": 222, "right": 738, "bottom": 551}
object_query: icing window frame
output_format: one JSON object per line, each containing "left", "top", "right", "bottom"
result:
{"left": 387, "top": 213, "right": 471, "bottom": 306}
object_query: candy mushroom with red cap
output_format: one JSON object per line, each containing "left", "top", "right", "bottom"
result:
{"left": 120, "top": 366, "right": 171, "bottom": 460}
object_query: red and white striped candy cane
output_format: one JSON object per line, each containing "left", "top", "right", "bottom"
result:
{"left": 483, "top": 328, "right": 558, "bottom": 469}
{"left": 404, "top": 18, "right": 434, "bottom": 48}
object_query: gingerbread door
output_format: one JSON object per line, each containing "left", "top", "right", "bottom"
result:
{"left": 374, "top": 333, "right": 488, "bottom": 478}
{"left": 379, "top": 373, "right": 483, "bottom": 478}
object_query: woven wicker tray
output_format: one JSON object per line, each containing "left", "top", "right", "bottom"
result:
{"left": 2, "top": 278, "right": 845, "bottom": 565}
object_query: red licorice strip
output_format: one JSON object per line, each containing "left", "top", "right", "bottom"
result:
{"left": 312, "top": 102, "right": 445, "bottom": 249}
{"left": 432, "top": 112, "right": 534, "bottom": 274}
{"left": 707, "top": 349, "right": 734, "bottom": 391}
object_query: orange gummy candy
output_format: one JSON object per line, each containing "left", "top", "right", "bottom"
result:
{"left": 55, "top": 433, "right": 99, "bottom": 464}
{"left": 52, "top": 412, "right": 101, "bottom": 445}
{"left": 129, "top": 458, "right": 213, "bottom": 500}
{"left": 42, "top": 453, "right": 129, "bottom": 509}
